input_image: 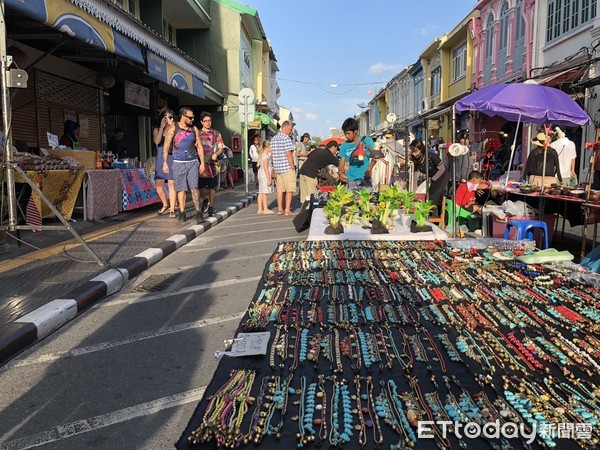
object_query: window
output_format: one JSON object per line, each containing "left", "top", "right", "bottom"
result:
{"left": 163, "top": 20, "right": 175, "bottom": 44}
{"left": 452, "top": 43, "right": 467, "bottom": 81}
{"left": 431, "top": 66, "right": 441, "bottom": 95}
{"left": 128, "top": 0, "right": 137, "bottom": 15}
{"left": 547, "top": 0, "right": 596, "bottom": 42}
{"left": 485, "top": 14, "right": 494, "bottom": 59}
{"left": 515, "top": 0, "right": 525, "bottom": 40}
{"left": 499, "top": 2, "right": 509, "bottom": 50}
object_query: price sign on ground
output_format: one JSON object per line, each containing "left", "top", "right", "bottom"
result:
{"left": 230, "top": 331, "right": 270, "bottom": 356}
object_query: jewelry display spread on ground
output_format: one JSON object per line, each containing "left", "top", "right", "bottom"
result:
{"left": 177, "top": 240, "right": 600, "bottom": 450}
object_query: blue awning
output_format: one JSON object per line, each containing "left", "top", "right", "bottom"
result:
{"left": 6, "top": 0, "right": 144, "bottom": 64}
{"left": 147, "top": 50, "right": 205, "bottom": 99}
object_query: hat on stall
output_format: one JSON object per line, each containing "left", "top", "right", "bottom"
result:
{"left": 531, "top": 133, "right": 547, "bottom": 147}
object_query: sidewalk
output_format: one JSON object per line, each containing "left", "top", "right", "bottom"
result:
{"left": 0, "top": 187, "right": 257, "bottom": 364}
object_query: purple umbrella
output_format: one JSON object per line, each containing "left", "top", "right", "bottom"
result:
{"left": 455, "top": 82, "right": 591, "bottom": 126}
{"left": 455, "top": 82, "right": 591, "bottom": 190}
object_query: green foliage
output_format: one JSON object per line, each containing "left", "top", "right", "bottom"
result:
{"left": 323, "top": 184, "right": 354, "bottom": 226}
{"left": 413, "top": 200, "right": 435, "bottom": 227}
{"left": 398, "top": 189, "right": 416, "bottom": 211}
{"left": 376, "top": 185, "right": 403, "bottom": 225}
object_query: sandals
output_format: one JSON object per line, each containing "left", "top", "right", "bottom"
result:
{"left": 157, "top": 206, "right": 169, "bottom": 215}
{"left": 169, "top": 211, "right": 177, "bottom": 219}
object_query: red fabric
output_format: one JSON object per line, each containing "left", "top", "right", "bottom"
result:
{"left": 455, "top": 181, "right": 474, "bottom": 207}
{"left": 25, "top": 197, "right": 42, "bottom": 231}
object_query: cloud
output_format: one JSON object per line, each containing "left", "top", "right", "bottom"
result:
{"left": 305, "top": 112, "right": 318, "bottom": 121}
{"left": 414, "top": 23, "right": 439, "bottom": 36}
{"left": 367, "top": 63, "right": 403, "bottom": 75}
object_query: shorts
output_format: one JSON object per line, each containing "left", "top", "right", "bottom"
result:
{"left": 199, "top": 174, "right": 218, "bottom": 189}
{"left": 276, "top": 169, "right": 296, "bottom": 193}
{"left": 172, "top": 159, "right": 199, "bottom": 192}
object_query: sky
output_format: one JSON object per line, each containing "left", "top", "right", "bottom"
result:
{"left": 244, "top": 0, "right": 476, "bottom": 140}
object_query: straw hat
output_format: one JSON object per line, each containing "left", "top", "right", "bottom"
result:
{"left": 531, "top": 133, "right": 547, "bottom": 147}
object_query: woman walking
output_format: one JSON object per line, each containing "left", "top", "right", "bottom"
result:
{"left": 153, "top": 107, "right": 177, "bottom": 218}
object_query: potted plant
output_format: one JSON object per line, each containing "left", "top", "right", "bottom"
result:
{"left": 411, "top": 200, "right": 435, "bottom": 233}
{"left": 356, "top": 187, "right": 374, "bottom": 229}
{"left": 342, "top": 202, "right": 360, "bottom": 228}
{"left": 372, "top": 185, "right": 402, "bottom": 234}
{"left": 323, "top": 184, "right": 353, "bottom": 234}
{"left": 398, "top": 189, "right": 416, "bottom": 227}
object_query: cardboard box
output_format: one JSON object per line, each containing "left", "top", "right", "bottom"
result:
{"left": 48, "top": 149, "right": 97, "bottom": 170}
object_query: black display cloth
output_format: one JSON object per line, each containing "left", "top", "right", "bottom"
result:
{"left": 177, "top": 240, "right": 599, "bottom": 450}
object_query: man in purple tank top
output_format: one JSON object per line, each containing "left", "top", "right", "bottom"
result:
{"left": 162, "top": 107, "right": 206, "bottom": 223}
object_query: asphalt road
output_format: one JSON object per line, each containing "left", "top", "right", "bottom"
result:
{"left": 0, "top": 204, "right": 306, "bottom": 450}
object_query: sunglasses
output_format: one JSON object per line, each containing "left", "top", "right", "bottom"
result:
{"left": 183, "top": 115, "right": 195, "bottom": 120}
{"left": 165, "top": 115, "right": 173, "bottom": 119}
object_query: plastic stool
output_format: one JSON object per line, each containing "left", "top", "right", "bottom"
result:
{"left": 503, "top": 219, "right": 549, "bottom": 249}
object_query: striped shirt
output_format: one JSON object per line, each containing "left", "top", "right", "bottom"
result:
{"left": 271, "top": 131, "right": 294, "bottom": 174}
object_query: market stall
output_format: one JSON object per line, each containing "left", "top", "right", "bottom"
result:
{"left": 177, "top": 239, "right": 600, "bottom": 450}
{"left": 15, "top": 168, "right": 84, "bottom": 226}
{"left": 118, "top": 168, "right": 160, "bottom": 211}
{"left": 83, "top": 169, "right": 122, "bottom": 221}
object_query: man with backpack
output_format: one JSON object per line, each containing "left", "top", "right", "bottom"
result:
{"left": 338, "top": 117, "right": 374, "bottom": 189}
{"left": 197, "top": 111, "right": 224, "bottom": 217}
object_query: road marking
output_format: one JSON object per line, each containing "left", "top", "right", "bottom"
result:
{"left": 0, "top": 312, "right": 245, "bottom": 371}
{"left": 101, "top": 276, "right": 262, "bottom": 306}
{"left": 0, "top": 387, "right": 206, "bottom": 449}
{"left": 180, "top": 234, "right": 301, "bottom": 252}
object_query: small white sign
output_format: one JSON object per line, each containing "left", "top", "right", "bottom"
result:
{"left": 230, "top": 331, "right": 270, "bottom": 356}
{"left": 47, "top": 132, "right": 59, "bottom": 149}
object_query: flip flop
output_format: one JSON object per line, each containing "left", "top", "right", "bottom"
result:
{"left": 157, "top": 206, "right": 169, "bottom": 215}
{"left": 264, "top": 210, "right": 275, "bottom": 215}
{"left": 169, "top": 211, "right": 177, "bottom": 219}
{"left": 277, "top": 210, "right": 284, "bottom": 215}
{"left": 285, "top": 211, "right": 295, "bottom": 216}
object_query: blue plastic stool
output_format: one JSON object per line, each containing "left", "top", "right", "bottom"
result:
{"left": 503, "top": 219, "right": 549, "bottom": 249}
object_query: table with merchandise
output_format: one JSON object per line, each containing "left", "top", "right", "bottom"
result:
{"left": 177, "top": 238, "right": 600, "bottom": 450}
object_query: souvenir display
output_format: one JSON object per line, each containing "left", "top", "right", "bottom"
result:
{"left": 178, "top": 240, "right": 600, "bottom": 450}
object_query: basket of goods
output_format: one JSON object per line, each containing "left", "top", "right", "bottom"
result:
{"left": 570, "top": 189, "right": 585, "bottom": 198}
{"left": 518, "top": 185, "right": 540, "bottom": 193}
{"left": 588, "top": 190, "right": 600, "bottom": 202}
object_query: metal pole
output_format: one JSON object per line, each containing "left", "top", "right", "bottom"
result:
{"left": 451, "top": 105, "right": 457, "bottom": 237}
{"left": 0, "top": 0, "right": 17, "bottom": 231}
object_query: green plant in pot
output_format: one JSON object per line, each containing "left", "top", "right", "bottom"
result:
{"left": 398, "top": 189, "right": 416, "bottom": 227}
{"left": 342, "top": 202, "right": 360, "bottom": 228}
{"left": 372, "top": 185, "right": 402, "bottom": 234}
{"left": 323, "top": 184, "right": 354, "bottom": 234}
{"left": 356, "top": 187, "right": 374, "bottom": 228}
{"left": 411, "top": 199, "right": 435, "bottom": 233}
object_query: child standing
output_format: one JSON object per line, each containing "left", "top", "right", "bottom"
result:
{"left": 257, "top": 140, "right": 274, "bottom": 214}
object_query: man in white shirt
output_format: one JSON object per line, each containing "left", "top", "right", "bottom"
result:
{"left": 550, "top": 127, "right": 577, "bottom": 186}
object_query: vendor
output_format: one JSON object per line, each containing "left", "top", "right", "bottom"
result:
{"left": 523, "top": 133, "right": 562, "bottom": 187}
{"left": 298, "top": 141, "right": 340, "bottom": 202}
{"left": 454, "top": 170, "right": 489, "bottom": 213}
{"left": 59, "top": 120, "right": 80, "bottom": 149}
{"left": 409, "top": 139, "right": 448, "bottom": 209}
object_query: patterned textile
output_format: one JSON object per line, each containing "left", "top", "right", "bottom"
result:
{"left": 16, "top": 169, "right": 84, "bottom": 225}
{"left": 86, "top": 169, "right": 121, "bottom": 220}
{"left": 118, "top": 169, "right": 161, "bottom": 211}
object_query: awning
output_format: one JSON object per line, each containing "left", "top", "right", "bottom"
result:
{"left": 536, "top": 67, "right": 583, "bottom": 87}
{"left": 146, "top": 50, "right": 205, "bottom": 99}
{"left": 248, "top": 112, "right": 270, "bottom": 130}
{"left": 6, "top": 0, "right": 144, "bottom": 64}
{"left": 423, "top": 105, "right": 453, "bottom": 119}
